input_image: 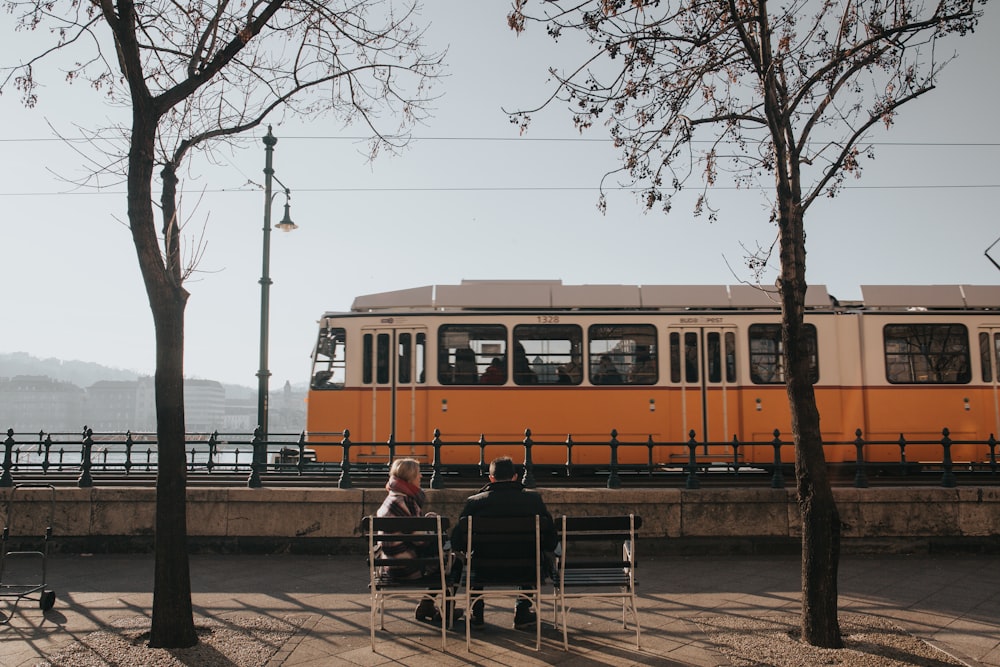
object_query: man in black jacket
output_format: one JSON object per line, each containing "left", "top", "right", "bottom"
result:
{"left": 451, "top": 456, "right": 556, "bottom": 629}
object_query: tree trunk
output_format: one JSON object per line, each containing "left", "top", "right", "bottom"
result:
{"left": 125, "top": 111, "right": 196, "bottom": 648}
{"left": 778, "top": 204, "right": 843, "bottom": 649}
{"left": 148, "top": 294, "right": 196, "bottom": 648}
{"left": 149, "top": 166, "right": 196, "bottom": 648}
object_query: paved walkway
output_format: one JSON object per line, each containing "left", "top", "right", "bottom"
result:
{"left": 1, "top": 552, "right": 998, "bottom": 666}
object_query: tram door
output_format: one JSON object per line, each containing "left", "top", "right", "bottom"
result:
{"left": 667, "top": 326, "right": 738, "bottom": 445}
{"left": 361, "top": 327, "right": 428, "bottom": 445}
{"left": 979, "top": 328, "right": 1000, "bottom": 439}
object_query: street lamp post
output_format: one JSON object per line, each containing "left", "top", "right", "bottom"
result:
{"left": 257, "top": 125, "right": 298, "bottom": 455}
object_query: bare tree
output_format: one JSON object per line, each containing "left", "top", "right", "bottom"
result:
{"left": 508, "top": 0, "right": 984, "bottom": 648}
{"left": 2, "top": 0, "right": 440, "bottom": 648}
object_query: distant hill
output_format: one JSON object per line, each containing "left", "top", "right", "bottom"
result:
{"left": 0, "top": 352, "right": 141, "bottom": 386}
{"left": 0, "top": 352, "right": 262, "bottom": 397}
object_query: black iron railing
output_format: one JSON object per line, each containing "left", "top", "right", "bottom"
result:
{"left": 0, "top": 426, "right": 997, "bottom": 490}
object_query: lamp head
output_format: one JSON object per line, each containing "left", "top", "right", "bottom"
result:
{"left": 275, "top": 194, "right": 297, "bottom": 232}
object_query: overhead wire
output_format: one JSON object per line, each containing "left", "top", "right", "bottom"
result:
{"left": 0, "top": 135, "right": 997, "bottom": 195}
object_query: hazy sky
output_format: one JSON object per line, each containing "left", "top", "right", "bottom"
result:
{"left": 2, "top": 3, "right": 998, "bottom": 389}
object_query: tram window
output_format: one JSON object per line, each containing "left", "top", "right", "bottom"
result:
{"left": 995, "top": 333, "right": 1000, "bottom": 381}
{"left": 669, "top": 330, "right": 737, "bottom": 384}
{"left": 311, "top": 326, "right": 346, "bottom": 390}
{"left": 513, "top": 324, "right": 583, "bottom": 385}
{"left": 588, "top": 324, "right": 657, "bottom": 385}
{"left": 362, "top": 333, "right": 374, "bottom": 384}
{"left": 376, "top": 333, "right": 391, "bottom": 384}
{"left": 685, "top": 332, "right": 698, "bottom": 382}
{"left": 705, "top": 332, "right": 737, "bottom": 383}
{"left": 416, "top": 332, "right": 426, "bottom": 383}
{"left": 749, "top": 324, "right": 819, "bottom": 384}
{"left": 668, "top": 332, "right": 699, "bottom": 382}
{"left": 670, "top": 333, "right": 681, "bottom": 383}
{"left": 884, "top": 324, "right": 970, "bottom": 384}
{"left": 980, "top": 332, "right": 992, "bottom": 383}
{"left": 726, "top": 331, "right": 736, "bottom": 382}
{"left": 397, "top": 333, "right": 425, "bottom": 384}
{"left": 708, "top": 333, "right": 720, "bottom": 382}
{"left": 996, "top": 333, "right": 1000, "bottom": 381}
{"left": 438, "top": 325, "right": 507, "bottom": 385}
{"left": 399, "top": 333, "right": 412, "bottom": 384}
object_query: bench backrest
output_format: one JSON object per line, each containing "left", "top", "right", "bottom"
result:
{"left": 361, "top": 515, "right": 450, "bottom": 583}
{"left": 463, "top": 515, "right": 541, "bottom": 585}
{"left": 558, "top": 514, "right": 641, "bottom": 572}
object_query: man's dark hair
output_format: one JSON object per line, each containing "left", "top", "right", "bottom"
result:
{"left": 489, "top": 456, "right": 516, "bottom": 480}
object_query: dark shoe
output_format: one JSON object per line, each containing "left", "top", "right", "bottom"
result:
{"left": 470, "top": 612, "right": 485, "bottom": 628}
{"left": 415, "top": 599, "right": 440, "bottom": 624}
{"left": 513, "top": 608, "right": 537, "bottom": 630}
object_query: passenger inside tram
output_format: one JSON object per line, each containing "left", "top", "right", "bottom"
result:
{"left": 557, "top": 355, "right": 583, "bottom": 384}
{"left": 592, "top": 355, "right": 623, "bottom": 385}
{"left": 438, "top": 351, "right": 454, "bottom": 384}
{"left": 453, "top": 348, "right": 479, "bottom": 384}
{"left": 480, "top": 357, "right": 507, "bottom": 384}
{"left": 627, "top": 351, "right": 656, "bottom": 384}
{"left": 512, "top": 342, "right": 537, "bottom": 384}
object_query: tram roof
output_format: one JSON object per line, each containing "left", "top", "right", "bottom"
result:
{"left": 344, "top": 281, "right": 1000, "bottom": 314}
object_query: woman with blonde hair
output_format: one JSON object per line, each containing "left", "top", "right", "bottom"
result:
{"left": 377, "top": 458, "right": 425, "bottom": 521}
{"left": 376, "top": 458, "right": 462, "bottom": 624}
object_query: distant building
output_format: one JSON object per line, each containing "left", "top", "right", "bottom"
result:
{"left": 123, "top": 377, "right": 226, "bottom": 432}
{"left": 87, "top": 380, "right": 139, "bottom": 431}
{"left": 0, "top": 373, "right": 304, "bottom": 435}
{"left": 184, "top": 379, "right": 226, "bottom": 432}
{"left": 134, "top": 377, "right": 156, "bottom": 431}
{"left": 0, "top": 375, "right": 85, "bottom": 433}
{"left": 223, "top": 397, "right": 257, "bottom": 432}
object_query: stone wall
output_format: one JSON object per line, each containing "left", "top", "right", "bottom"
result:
{"left": 2, "top": 485, "right": 998, "bottom": 554}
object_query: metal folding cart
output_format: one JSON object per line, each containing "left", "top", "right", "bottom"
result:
{"left": 1, "top": 483, "right": 57, "bottom": 622}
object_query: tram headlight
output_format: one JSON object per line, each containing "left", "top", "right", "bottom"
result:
{"left": 649, "top": 398, "right": 655, "bottom": 412}
{"left": 442, "top": 399, "right": 448, "bottom": 412}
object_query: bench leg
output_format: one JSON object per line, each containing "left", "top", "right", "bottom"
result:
{"left": 559, "top": 592, "right": 569, "bottom": 650}
{"left": 370, "top": 593, "right": 377, "bottom": 650}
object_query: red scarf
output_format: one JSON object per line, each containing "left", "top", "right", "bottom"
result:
{"left": 386, "top": 476, "right": 426, "bottom": 514}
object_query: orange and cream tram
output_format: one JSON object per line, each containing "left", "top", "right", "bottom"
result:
{"left": 305, "top": 281, "right": 1000, "bottom": 468}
